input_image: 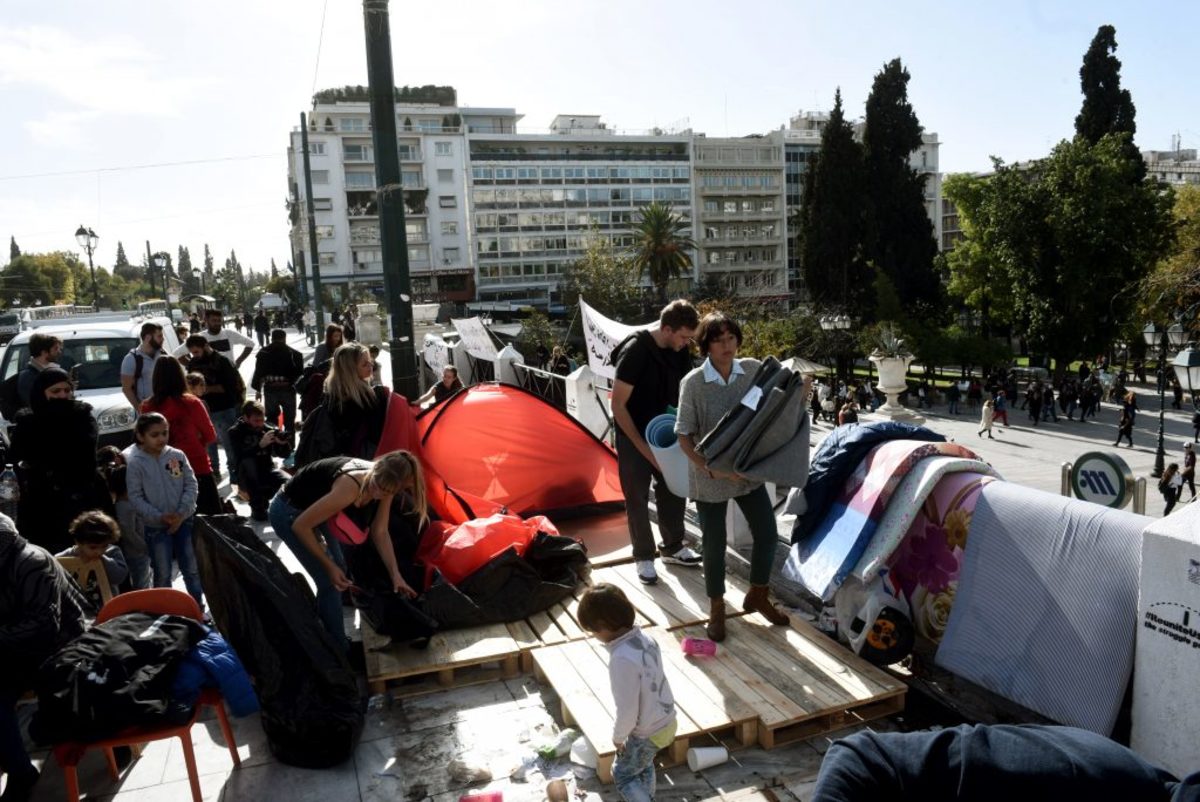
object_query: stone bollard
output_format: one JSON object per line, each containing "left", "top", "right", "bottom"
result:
{"left": 1130, "top": 500, "right": 1200, "bottom": 777}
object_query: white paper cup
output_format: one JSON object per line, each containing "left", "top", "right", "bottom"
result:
{"left": 686, "top": 745, "right": 729, "bottom": 771}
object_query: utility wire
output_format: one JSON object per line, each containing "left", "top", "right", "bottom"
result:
{"left": 311, "top": 0, "right": 330, "bottom": 99}
{"left": 0, "top": 154, "right": 278, "bottom": 182}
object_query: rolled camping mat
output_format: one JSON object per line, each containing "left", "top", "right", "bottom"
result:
{"left": 646, "top": 414, "right": 690, "bottom": 498}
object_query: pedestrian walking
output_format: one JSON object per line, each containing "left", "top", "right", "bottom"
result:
{"left": 1193, "top": 409, "right": 1200, "bottom": 443}
{"left": 1042, "top": 384, "right": 1059, "bottom": 422}
{"left": 1159, "top": 463, "right": 1183, "bottom": 515}
{"left": 1113, "top": 409, "right": 1134, "bottom": 448}
{"left": 1182, "top": 443, "right": 1196, "bottom": 501}
{"left": 251, "top": 329, "right": 304, "bottom": 435}
{"left": 253, "top": 308, "right": 270, "bottom": 349}
{"left": 978, "top": 399, "right": 995, "bottom": 439}
{"left": 992, "top": 391, "right": 1009, "bottom": 427}
{"left": 945, "top": 381, "right": 961, "bottom": 415}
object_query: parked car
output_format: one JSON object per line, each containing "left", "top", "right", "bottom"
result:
{"left": 0, "top": 312, "right": 182, "bottom": 448}
{"left": 0, "top": 312, "right": 21, "bottom": 345}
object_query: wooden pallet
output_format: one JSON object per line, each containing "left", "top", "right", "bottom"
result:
{"left": 532, "top": 638, "right": 759, "bottom": 784}
{"left": 363, "top": 618, "right": 521, "bottom": 697}
{"left": 553, "top": 511, "right": 638, "bottom": 568}
{"left": 505, "top": 583, "right": 656, "bottom": 672}
{"left": 590, "top": 561, "right": 751, "bottom": 629}
{"left": 670, "top": 614, "right": 907, "bottom": 749}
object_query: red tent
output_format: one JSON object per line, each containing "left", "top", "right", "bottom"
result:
{"left": 415, "top": 384, "right": 623, "bottom": 516}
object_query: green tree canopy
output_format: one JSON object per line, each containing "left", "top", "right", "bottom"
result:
{"left": 629, "top": 202, "right": 694, "bottom": 305}
{"left": 799, "top": 88, "right": 872, "bottom": 314}
{"left": 942, "top": 172, "right": 1017, "bottom": 338}
{"left": 0, "top": 252, "right": 82, "bottom": 306}
{"left": 563, "top": 227, "right": 643, "bottom": 324}
{"left": 862, "top": 58, "right": 942, "bottom": 319}
{"left": 949, "top": 135, "right": 1175, "bottom": 380}
{"left": 1075, "top": 25, "right": 1143, "bottom": 178}
{"left": 1140, "top": 184, "right": 1200, "bottom": 332}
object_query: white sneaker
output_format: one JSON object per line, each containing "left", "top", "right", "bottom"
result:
{"left": 661, "top": 545, "right": 702, "bottom": 566}
{"left": 636, "top": 560, "right": 658, "bottom": 585}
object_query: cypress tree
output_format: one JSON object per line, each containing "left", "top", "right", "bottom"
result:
{"left": 1075, "top": 25, "right": 1143, "bottom": 178}
{"left": 862, "top": 58, "right": 941, "bottom": 318}
{"left": 799, "top": 89, "right": 872, "bottom": 313}
{"left": 9, "top": 236, "right": 19, "bottom": 261}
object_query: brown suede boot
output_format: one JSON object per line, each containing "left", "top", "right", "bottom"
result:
{"left": 706, "top": 597, "right": 726, "bottom": 642}
{"left": 743, "top": 585, "right": 789, "bottom": 626}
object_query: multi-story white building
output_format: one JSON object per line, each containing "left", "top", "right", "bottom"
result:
{"left": 467, "top": 115, "right": 694, "bottom": 309}
{"left": 1144, "top": 148, "right": 1200, "bottom": 186}
{"left": 692, "top": 132, "right": 789, "bottom": 303}
{"left": 287, "top": 91, "right": 517, "bottom": 304}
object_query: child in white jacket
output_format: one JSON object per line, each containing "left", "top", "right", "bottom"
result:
{"left": 126, "top": 412, "right": 202, "bottom": 607}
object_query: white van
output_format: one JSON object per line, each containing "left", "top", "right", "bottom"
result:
{"left": 0, "top": 313, "right": 182, "bottom": 447}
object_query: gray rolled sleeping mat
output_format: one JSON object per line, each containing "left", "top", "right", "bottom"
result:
{"left": 697, "top": 356, "right": 812, "bottom": 489}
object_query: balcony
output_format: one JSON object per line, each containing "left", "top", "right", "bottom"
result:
{"left": 398, "top": 148, "right": 423, "bottom": 161}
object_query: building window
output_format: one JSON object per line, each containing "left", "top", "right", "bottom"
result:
{"left": 438, "top": 195, "right": 457, "bottom": 209}
{"left": 435, "top": 141, "right": 452, "bottom": 156}
{"left": 408, "top": 245, "right": 429, "bottom": 261}
{"left": 344, "top": 172, "right": 374, "bottom": 189}
{"left": 401, "top": 172, "right": 423, "bottom": 188}
{"left": 343, "top": 144, "right": 371, "bottom": 162}
{"left": 339, "top": 118, "right": 366, "bottom": 132}
{"left": 318, "top": 252, "right": 336, "bottom": 266}
{"left": 437, "top": 169, "right": 454, "bottom": 184}
{"left": 443, "top": 248, "right": 460, "bottom": 263}
{"left": 308, "top": 142, "right": 325, "bottom": 155}
{"left": 316, "top": 225, "right": 335, "bottom": 239}
{"left": 313, "top": 198, "right": 333, "bottom": 211}
{"left": 441, "top": 221, "right": 458, "bottom": 235}
{"left": 311, "top": 170, "right": 329, "bottom": 184}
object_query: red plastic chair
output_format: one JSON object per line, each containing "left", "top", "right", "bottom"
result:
{"left": 52, "top": 589, "right": 242, "bottom": 802}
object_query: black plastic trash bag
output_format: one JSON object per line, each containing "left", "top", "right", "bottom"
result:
{"left": 192, "top": 515, "right": 363, "bottom": 768}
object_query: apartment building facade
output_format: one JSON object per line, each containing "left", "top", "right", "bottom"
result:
{"left": 692, "top": 132, "right": 790, "bottom": 303}
{"left": 1144, "top": 148, "right": 1200, "bottom": 186}
{"left": 287, "top": 94, "right": 517, "bottom": 304}
{"left": 467, "top": 115, "right": 693, "bottom": 309}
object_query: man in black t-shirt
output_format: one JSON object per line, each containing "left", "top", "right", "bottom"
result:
{"left": 187, "top": 335, "right": 245, "bottom": 483}
{"left": 611, "top": 300, "right": 701, "bottom": 585}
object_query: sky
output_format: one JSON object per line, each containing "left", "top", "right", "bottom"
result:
{"left": 2, "top": 1, "right": 1197, "bottom": 278}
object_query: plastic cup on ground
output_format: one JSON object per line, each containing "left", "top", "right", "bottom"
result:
{"left": 681, "top": 637, "right": 717, "bottom": 656}
{"left": 686, "top": 745, "right": 729, "bottom": 771}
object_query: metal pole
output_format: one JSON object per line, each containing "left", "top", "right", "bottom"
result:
{"left": 1134, "top": 476, "right": 1147, "bottom": 515}
{"left": 363, "top": 0, "right": 419, "bottom": 401}
{"left": 300, "top": 112, "right": 326, "bottom": 328}
{"left": 145, "top": 240, "right": 155, "bottom": 299}
{"left": 86, "top": 245, "right": 98, "bottom": 307}
{"left": 1154, "top": 333, "right": 1167, "bottom": 478}
{"left": 1061, "top": 462, "right": 1073, "bottom": 497}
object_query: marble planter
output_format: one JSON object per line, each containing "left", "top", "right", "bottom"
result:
{"left": 869, "top": 354, "right": 925, "bottom": 425}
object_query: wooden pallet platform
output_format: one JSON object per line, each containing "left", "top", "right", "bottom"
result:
{"left": 363, "top": 618, "right": 521, "bottom": 697}
{"left": 590, "top": 561, "right": 751, "bottom": 629}
{"left": 554, "top": 511, "right": 638, "bottom": 568}
{"left": 532, "top": 638, "right": 759, "bottom": 784}
{"left": 506, "top": 583, "right": 656, "bottom": 672}
{"left": 671, "top": 614, "right": 907, "bottom": 749}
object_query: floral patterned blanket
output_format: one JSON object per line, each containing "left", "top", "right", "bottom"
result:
{"left": 783, "top": 439, "right": 982, "bottom": 601}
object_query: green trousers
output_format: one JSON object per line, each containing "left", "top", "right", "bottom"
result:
{"left": 695, "top": 483, "right": 778, "bottom": 599}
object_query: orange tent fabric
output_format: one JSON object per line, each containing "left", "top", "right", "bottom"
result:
{"left": 374, "top": 392, "right": 502, "bottom": 525}
{"left": 416, "top": 384, "right": 623, "bottom": 515}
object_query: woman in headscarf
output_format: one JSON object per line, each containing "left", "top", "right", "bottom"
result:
{"left": 9, "top": 367, "right": 112, "bottom": 553}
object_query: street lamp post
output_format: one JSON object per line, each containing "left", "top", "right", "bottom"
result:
{"left": 74, "top": 225, "right": 99, "bottom": 307}
{"left": 1143, "top": 319, "right": 1193, "bottom": 477}
{"left": 192, "top": 267, "right": 206, "bottom": 295}
{"left": 819, "top": 314, "right": 853, "bottom": 384}
{"left": 153, "top": 254, "right": 168, "bottom": 301}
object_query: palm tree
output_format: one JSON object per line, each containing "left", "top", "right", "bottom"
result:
{"left": 630, "top": 202, "right": 695, "bottom": 305}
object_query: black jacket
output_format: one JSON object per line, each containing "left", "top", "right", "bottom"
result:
{"left": 251, "top": 343, "right": 304, "bottom": 392}
{"left": 10, "top": 368, "right": 111, "bottom": 553}
{"left": 0, "top": 516, "right": 92, "bottom": 689}
{"left": 188, "top": 350, "right": 244, "bottom": 413}
{"left": 228, "top": 418, "right": 292, "bottom": 473}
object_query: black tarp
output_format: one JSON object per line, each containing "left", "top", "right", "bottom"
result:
{"left": 192, "top": 515, "right": 363, "bottom": 768}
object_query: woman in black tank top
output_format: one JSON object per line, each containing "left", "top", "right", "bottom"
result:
{"left": 268, "top": 451, "right": 428, "bottom": 644}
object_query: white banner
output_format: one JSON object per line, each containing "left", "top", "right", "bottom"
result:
{"left": 580, "top": 298, "right": 657, "bottom": 381}
{"left": 422, "top": 333, "right": 450, "bottom": 374}
{"left": 451, "top": 316, "right": 498, "bottom": 360}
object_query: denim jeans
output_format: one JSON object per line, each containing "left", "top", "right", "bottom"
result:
{"left": 207, "top": 406, "right": 239, "bottom": 482}
{"left": 127, "top": 553, "right": 153, "bottom": 590}
{"left": 613, "top": 734, "right": 659, "bottom": 802}
{"left": 146, "top": 518, "right": 204, "bottom": 608}
{"left": 268, "top": 492, "right": 347, "bottom": 646}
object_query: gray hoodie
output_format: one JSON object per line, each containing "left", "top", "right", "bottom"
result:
{"left": 126, "top": 445, "right": 198, "bottom": 524}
